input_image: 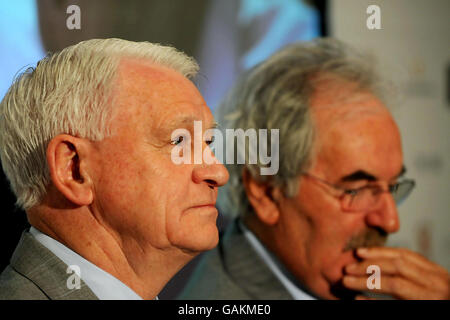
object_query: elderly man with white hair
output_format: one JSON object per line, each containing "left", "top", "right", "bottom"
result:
{"left": 0, "top": 38, "right": 228, "bottom": 300}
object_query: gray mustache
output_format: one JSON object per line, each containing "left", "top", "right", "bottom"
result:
{"left": 344, "top": 228, "right": 388, "bottom": 251}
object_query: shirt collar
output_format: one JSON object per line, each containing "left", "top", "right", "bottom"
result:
{"left": 239, "top": 221, "right": 316, "bottom": 300}
{"left": 29, "top": 227, "right": 143, "bottom": 300}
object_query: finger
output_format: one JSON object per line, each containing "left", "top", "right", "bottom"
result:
{"left": 344, "top": 258, "right": 444, "bottom": 289}
{"left": 356, "top": 247, "right": 449, "bottom": 275}
{"left": 345, "top": 259, "right": 406, "bottom": 276}
{"left": 342, "top": 275, "right": 428, "bottom": 300}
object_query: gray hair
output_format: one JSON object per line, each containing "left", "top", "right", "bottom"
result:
{"left": 218, "top": 38, "right": 387, "bottom": 218}
{"left": 0, "top": 38, "right": 199, "bottom": 210}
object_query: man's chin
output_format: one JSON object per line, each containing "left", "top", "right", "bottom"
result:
{"left": 176, "top": 232, "right": 219, "bottom": 255}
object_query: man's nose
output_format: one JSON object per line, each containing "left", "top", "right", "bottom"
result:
{"left": 365, "top": 193, "right": 400, "bottom": 234}
{"left": 192, "top": 160, "right": 229, "bottom": 188}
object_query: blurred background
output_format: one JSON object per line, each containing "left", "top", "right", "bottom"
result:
{"left": 0, "top": 0, "right": 448, "bottom": 299}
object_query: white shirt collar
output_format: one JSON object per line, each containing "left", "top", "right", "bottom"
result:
{"left": 239, "top": 221, "right": 316, "bottom": 300}
{"left": 29, "top": 227, "right": 143, "bottom": 300}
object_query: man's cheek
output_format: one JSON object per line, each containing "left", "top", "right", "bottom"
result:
{"left": 164, "top": 208, "right": 188, "bottom": 244}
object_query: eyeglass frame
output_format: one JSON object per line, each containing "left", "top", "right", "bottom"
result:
{"left": 301, "top": 172, "right": 416, "bottom": 212}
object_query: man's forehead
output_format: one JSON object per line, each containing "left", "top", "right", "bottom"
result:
{"left": 116, "top": 58, "right": 196, "bottom": 94}
{"left": 107, "top": 57, "right": 214, "bottom": 139}
{"left": 161, "top": 115, "right": 217, "bottom": 137}
{"left": 310, "top": 102, "right": 403, "bottom": 182}
{"left": 310, "top": 75, "right": 362, "bottom": 106}
{"left": 309, "top": 74, "right": 389, "bottom": 116}
{"left": 113, "top": 57, "right": 207, "bottom": 115}
{"left": 309, "top": 76, "right": 393, "bottom": 134}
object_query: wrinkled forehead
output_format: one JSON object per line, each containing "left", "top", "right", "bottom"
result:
{"left": 310, "top": 76, "right": 393, "bottom": 136}
{"left": 309, "top": 80, "right": 403, "bottom": 181}
{"left": 110, "top": 58, "right": 212, "bottom": 130}
{"left": 115, "top": 58, "right": 204, "bottom": 108}
{"left": 311, "top": 76, "right": 386, "bottom": 117}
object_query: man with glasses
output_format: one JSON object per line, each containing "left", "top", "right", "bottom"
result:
{"left": 180, "top": 38, "right": 449, "bottom": 300}
{"left": 300, "top": 170, "right": 415, "bottom": 213}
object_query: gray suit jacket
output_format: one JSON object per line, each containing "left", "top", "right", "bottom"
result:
{"left": 0, "top": 230, "right": 98, "bottom": 300}
{"left": 179, "top": 219, "right": 293, "bottom": 300}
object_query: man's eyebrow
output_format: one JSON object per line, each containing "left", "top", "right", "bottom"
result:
{"left": 164, "top": 117, "right": 218, "bottom": 131}
{"left": 165, "top": 116, "right": 199, "bottom": 129}
{"left": 339, "top": 165, "right": 406, "bottom": 183}
{"left": 340, "top": 170, "right": 377, "bottom": 182}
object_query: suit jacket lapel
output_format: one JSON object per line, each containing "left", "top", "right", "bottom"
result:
{"left": 10, "top": 230, "right": 98, "bottom": 300}
{"left": 219, "top": 219, "right": 292, "bottom": 300}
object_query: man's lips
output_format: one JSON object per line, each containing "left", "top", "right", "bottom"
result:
{"left": 190, "top": 204, "right": 216, "bottom": 209}
{"left": 185, "top": 204, "right": 218, "bottom": 217}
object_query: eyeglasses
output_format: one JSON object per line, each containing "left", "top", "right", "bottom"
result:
{"left": 302, "top": 173, "right": 415, "bottom": 212}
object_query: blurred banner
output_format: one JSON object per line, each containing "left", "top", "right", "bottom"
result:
{"left": 0, "top": 0, "right": 321, "bottom": 109}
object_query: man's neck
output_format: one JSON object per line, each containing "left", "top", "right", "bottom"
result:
{"left": 27, "top": 205, "right": 195, "bottom": 300}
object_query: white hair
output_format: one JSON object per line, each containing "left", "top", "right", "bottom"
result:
{"left": 0, "top": 38, "right": 199, "bottom": 210}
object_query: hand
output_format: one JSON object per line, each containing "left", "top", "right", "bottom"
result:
{"left": 342, "top": 247, "right": 450, "bottom": 300}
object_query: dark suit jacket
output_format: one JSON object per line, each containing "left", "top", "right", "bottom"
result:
{"left": 179, "top": 219, "right": 293, "bottom": 299}
{"left": 0, "top": 230, "right": 98, "bottom": 300}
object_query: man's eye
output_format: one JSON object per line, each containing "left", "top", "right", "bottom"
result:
{"left": 343, "top": 189, "right": 359, "bottom": 196}
{"left": 205, "top": 136, "right": 215, "bottom": 146}
{"left": 171, "top": 136, "right": 184, "bottom": 145}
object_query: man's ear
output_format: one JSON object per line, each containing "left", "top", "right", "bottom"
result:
{"left": 242, "top": 168, "right": 280, "bottom": 226}
{"left": 46, "top": 134, "right": 94, "bottom": 206}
